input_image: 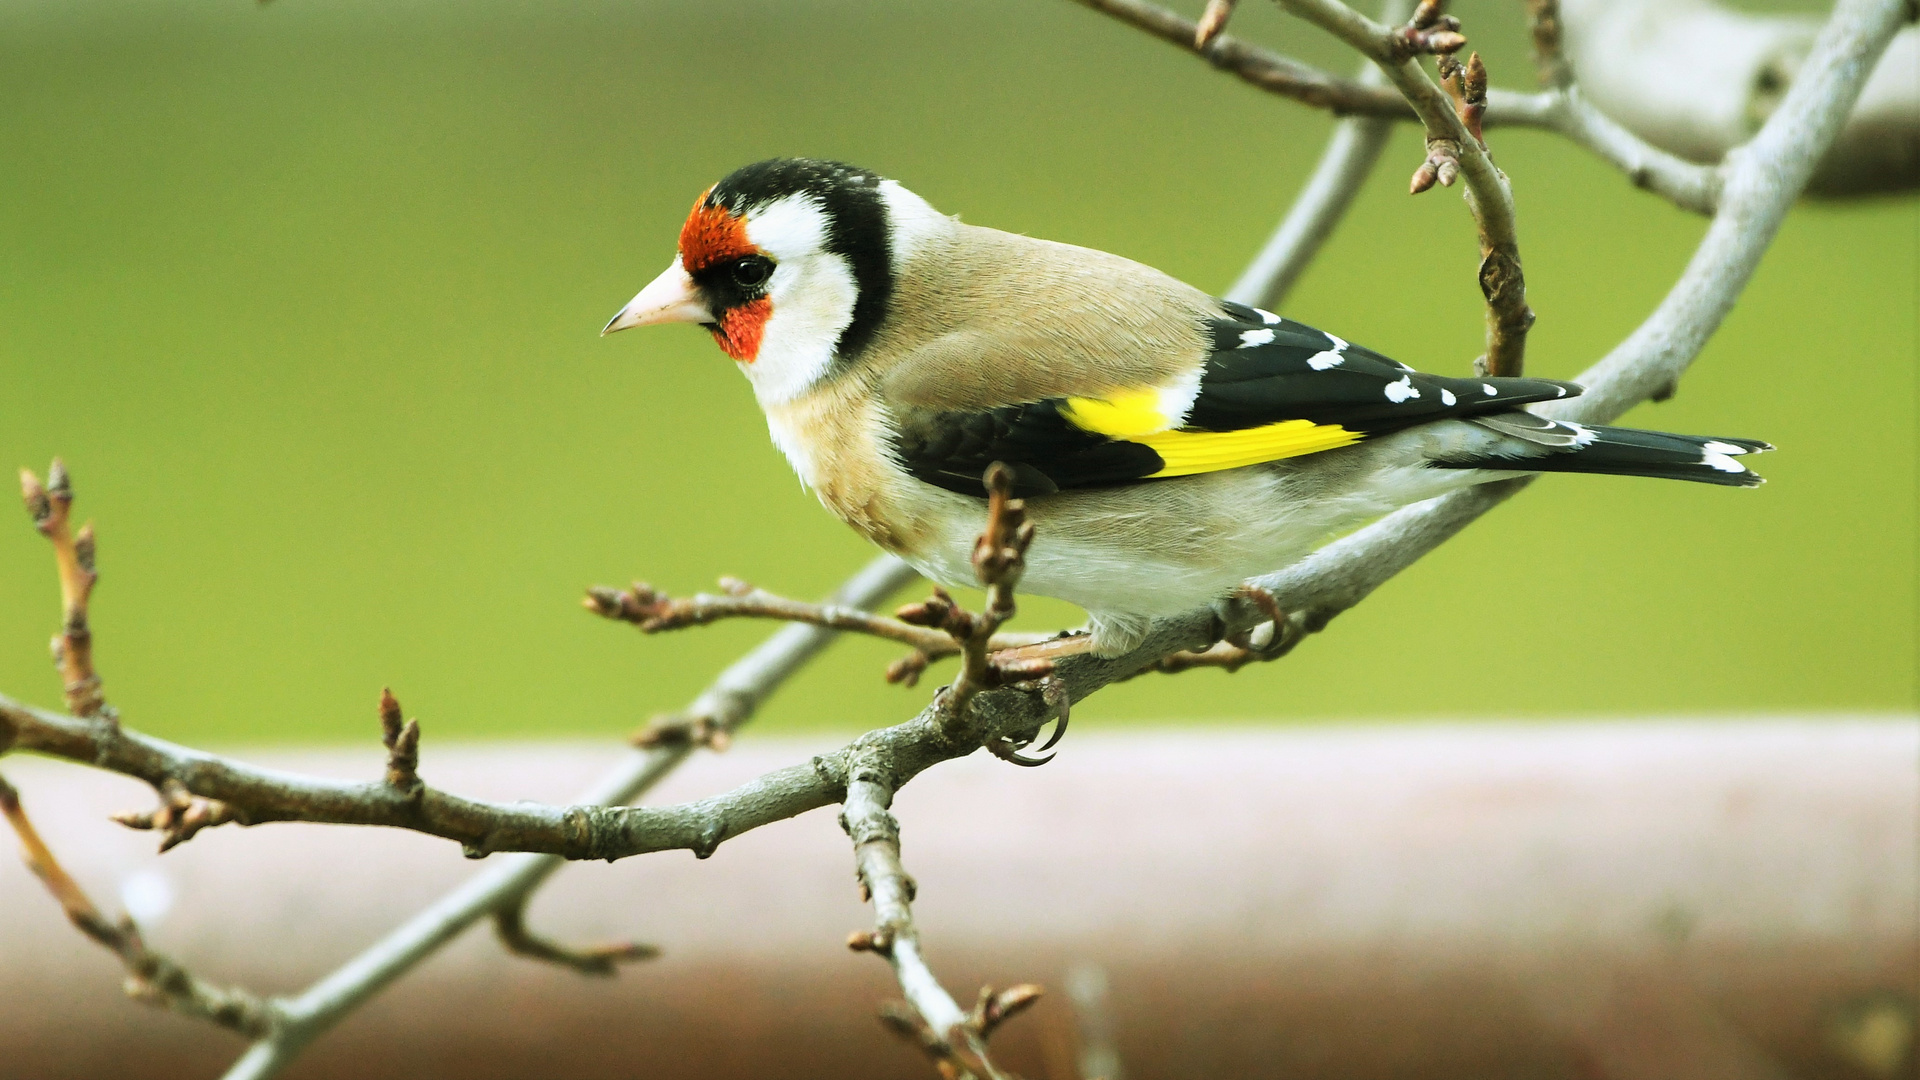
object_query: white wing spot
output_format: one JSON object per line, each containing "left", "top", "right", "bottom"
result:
{"left": 1384, "top": 375, "right": 1420, "bottom": 403}
{"left": 1239, "top": 328, "right": 1276, "bottom": 349}
{"left": 1554, "top": 385, "right": 1568, "bottom": 397}
{"left": 1255, "top": 308, "right": 1282, "bottom": 325}
{"left": 1440, "top": 388, "right": 1457, "bottom": 406}
{"left": 1306, "top": 350, "right": 1343, "bottom": 370}
{"left": 1324, "top": 333, "right": 1349, "bottom": 352}
{"left": 1703, "top": 453, "right": 1746, "bottom": 473}
{"left": 1702, "top": 440, "right": 1750, "bottom": 456}
{"left": 1482, "top": 383, "right": 1498, "bottom": 395}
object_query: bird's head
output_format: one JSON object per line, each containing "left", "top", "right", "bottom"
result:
{"left": 603, "top": 158, "right": 948, "bottom": 404}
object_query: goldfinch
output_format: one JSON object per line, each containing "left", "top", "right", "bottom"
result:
{"left": 603, "top": 159, "right": 1769, "bottom": 656}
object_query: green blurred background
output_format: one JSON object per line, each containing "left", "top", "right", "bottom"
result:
{"left": 1, "top": 0, "right": 1912, "bottom": 744}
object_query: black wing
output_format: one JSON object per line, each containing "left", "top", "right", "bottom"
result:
{"left": 891, "top": 299, "right": 1583, "bottom": 498}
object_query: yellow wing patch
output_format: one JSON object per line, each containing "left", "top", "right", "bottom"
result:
{"left": 1132, "top": 421, "right": 1363, "bottom": 476}
{"left": 1060, "top": 391, "right": 1362, "bottom": 478}
{"left": 1057, "top": 389, "right": 1173, "bottom": 438}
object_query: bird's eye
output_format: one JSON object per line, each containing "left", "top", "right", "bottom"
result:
{"left": 731, "top": 256, "right": 774, "bottom": 288}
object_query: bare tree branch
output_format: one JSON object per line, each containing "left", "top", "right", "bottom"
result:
{"left": 213, "top": 554, "right": 918, "bottom": 1080}
{"left": 1070, "top": 0, "right": 1749, "bottom": 216}
{"left": 1559, "top": 0, "right": 1920, "bottom": 196}
{"left": 0, "top": 772, "right": 280, "bottom": 1038}
{"left": 489, "top": 895, "right": 658, "bottom": 977}
{"left": 1072, "top": 0, "right": 1413, "bottom": 114}
{"left": 1210, "top": 0, "right": 1911, "bottom": 648}
{"left": 1226, "top": 0, "right": 1409, "bottom": 310}
{"left": 19, "top": 461, "right": 107, "bottom": 721}
{"left": 2, "top": 3, "right": 1903, "bottom": 1078}
{"left": 586, "top": 576, "right": 959, "bottom": 655}
{"left": 844, "top": 766, "right": 1040, "bottom": 1080}
{"left": 583, "top": 573, "right": 1057, "bottom": 713}
{"left": 1275, "top": 0, "right": 1536, "bottom": 375}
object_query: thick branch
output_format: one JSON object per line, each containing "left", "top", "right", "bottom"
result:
{"left": 1559, "top": 0, "right": 1920, "bottom": 196}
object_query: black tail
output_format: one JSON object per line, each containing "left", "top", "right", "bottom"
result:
{"left": 1437, "top": 413, "right": 1773, "bottom": 487}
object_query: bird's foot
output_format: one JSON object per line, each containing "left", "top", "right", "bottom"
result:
{"left": 1143, "top": 585, "right": 1297, "bottom": 676}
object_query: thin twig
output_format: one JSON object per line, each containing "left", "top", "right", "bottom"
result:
{"left": 378, "top": 689, "right": 421, "bottom": 791}
{"left": 1227, "top": 0, "right": 1410, "bottom": 310}
{"left": 586, "top": 577, "right": 957, "bottom": 654}
{"left": 1275, "top": 0, "right": 1534, "bottom": 376}
{"left": 19, "top": 461, "right": 106, "bottom": 720}
{"left": 894, "top": 465, "right": 1063, "bottom": 765}
{"left": 1, "top": 772, "right": 280, "bottom": 1037}
{"left": 490, "top": 896, "right": 658, "bottom": 976}
{"left": 584, "top": 574, "right": 1048, "bottom": 722}
{"left": 111, "top": 778, "right": 242, "bottom": 854}
{"left": 218, "top": 555, "right": 919, "bottom": 1080}
{"left": 1068, "top": 0, "right": 1720, "bottom": 216}
{"left": 843, "top": 766, "right": 1039, "bottom": 1080}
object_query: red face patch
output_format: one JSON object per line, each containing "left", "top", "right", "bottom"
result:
{"left": 709, "top": 297, "right": 772, "bottom": 362}
{"left": 678, "top": 189, "right": 756, "bottom": 273}
{"left": 679, "top": 188, "right": 771, "bottom": 362}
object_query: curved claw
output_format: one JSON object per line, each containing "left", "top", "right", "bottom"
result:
{"left": 989, "top": 738, "right": 1055, "bottom": 767}
{"left": 1033, "top": 678, "right": 1070, "bottom": 752}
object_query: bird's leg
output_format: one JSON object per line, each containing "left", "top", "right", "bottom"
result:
{"left": 987, "top": 631, "right": 1095, "bottom": 665}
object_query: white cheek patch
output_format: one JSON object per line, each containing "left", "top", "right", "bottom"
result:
{"left": 734, "top": 192, "right": 859, "bottom": 406}
{"left": 748, "top": 253, "right": 858, "bottom": 405}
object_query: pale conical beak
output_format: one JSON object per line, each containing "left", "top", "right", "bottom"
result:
{"left": 601, "top": 261, "right": 712, "bottom": 336}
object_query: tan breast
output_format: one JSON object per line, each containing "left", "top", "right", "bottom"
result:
{"left": 762, "top": 375, "right": 937, "bottom": 556}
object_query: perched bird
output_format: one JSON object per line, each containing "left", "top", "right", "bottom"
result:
{"left": 604, "top": 159, "right": 1769, "bottom": 656}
